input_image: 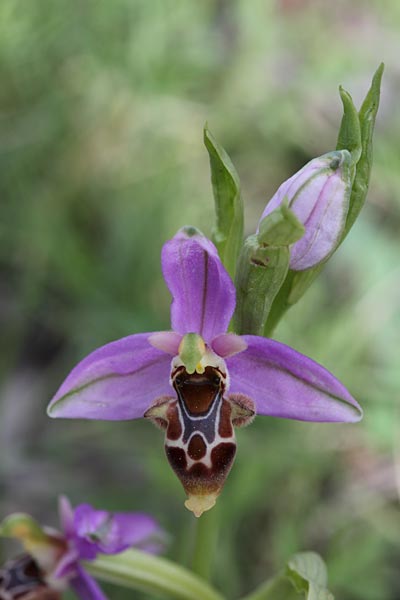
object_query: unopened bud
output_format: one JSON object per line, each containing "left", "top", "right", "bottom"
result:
{"left": 259, "top": 151, "right": 352, "bottom": 270}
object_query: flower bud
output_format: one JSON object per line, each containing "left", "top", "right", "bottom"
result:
{"left": 259, "top": 150, "right": 352, "bottom": 270}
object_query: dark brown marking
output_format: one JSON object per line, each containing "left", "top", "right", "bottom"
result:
{"left": 218, "top": 399, "right": 234, "bottom": 438}
{"left": 165, "top": 446, "right": 187, "bottom": 477}
{"left": 173, "top": 366, "right": 222, "bottom": 415}
{"left": 211, "top": 443, "right": 236, "bottom": 472}
{"left": 250, "top": 258, "right": 268, "bottom": 266}
{"left": 187, "top": 434, "right": 207, "bottom": 460}
{"left": 166, "top": 403, "right": 182, "bottom": 440}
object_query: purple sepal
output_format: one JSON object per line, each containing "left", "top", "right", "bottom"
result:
{"left": 226, "top": 335, "right": 362, "bottom": 422}
{"left": 70, "top": 565, "right": 108, "bottom": 600}
{"left": 162, "top": 227, "right": 236, "bottom": 342}
{"left": 72, "top": 504, "right": 163, "bottom": 559}
{"left": 47, "top": 333, "right": 172, "bottom": 420}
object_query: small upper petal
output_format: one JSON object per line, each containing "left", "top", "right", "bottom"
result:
{"left": 211, "top": 333, "right": 248, "bottom": 358}
{"left": 162, "top": 227, "right": 236, "bottom": 342}
{"left": 47, "top": 333, "right": 172, "bottom": 420}
{"left": 226, "top": 335, "right": 362, "bottom": 422}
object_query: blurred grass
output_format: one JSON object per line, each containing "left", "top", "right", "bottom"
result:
{"left": 1, "top": 1, "right": 400, "bottom": 599}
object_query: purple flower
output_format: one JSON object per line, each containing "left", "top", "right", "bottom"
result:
{"left": 259, "top": 151, "right": 352, "bottom": 270}
{"left": 0, "top": 498, "right": 163, "bottom": 600}
{"left": 48, "top": 227, "right": 362, "bottom": 517}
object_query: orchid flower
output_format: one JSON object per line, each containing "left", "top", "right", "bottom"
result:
{"left": 0, "top": 498, "right": 163, "bottom": 600}
{"left": 48, "top": 227, "right": 362, "bottom": 517}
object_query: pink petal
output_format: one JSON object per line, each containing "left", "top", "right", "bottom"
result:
{"left": 148, "top": 331, "right": 182, "bottom": 355}
{"left": 211, "top": 333, "right": 248, "bottom": 358}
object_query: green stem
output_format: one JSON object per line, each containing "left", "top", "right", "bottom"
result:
{"left": 240, "top": 571, "right": 288, "bottom": 600}
{"left": 85, "top": 549, "right": 224, "bottom": 600}
{"left": 263, "top": 272, "right": 293, "bottom": 337}
{"left": 190, "top": 507, "right": 219, "bottom": 580}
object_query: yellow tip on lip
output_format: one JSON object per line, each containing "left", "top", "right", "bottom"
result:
{"left": 184, "top": 493, "right": 217, "bottom": 518}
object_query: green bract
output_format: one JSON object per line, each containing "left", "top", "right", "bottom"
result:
{"left": 204, "top": 125, "right": 244, "bottom": 279}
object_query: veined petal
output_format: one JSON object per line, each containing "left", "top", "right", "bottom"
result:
{"left": 70, "top": 566, "right": 108, "bottom": 600}
{"left": 47, "top": 333, "right": 172, "bottom": 420}
{"left": 226, "top": 336, "right": 362, "bottom": 422}
{"left": 73, "top": 504, "right": 163, "bottom": 558}
{"left": 162, "top": 227, "right": 236, "bottom": 342}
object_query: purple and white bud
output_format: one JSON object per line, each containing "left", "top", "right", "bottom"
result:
{"left": 259, "top": 151, "right": 352, "bottom": 270}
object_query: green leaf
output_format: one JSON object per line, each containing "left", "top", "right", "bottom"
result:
{"left": 345, "top": 63, "right": 384, "bottom": 232}
{"left": 286, "top": 552, "right": 334, "bottom": 600}
{"left": 86, "top": 549, "right": 224, "bottom": 600}
{"left": 239, "top": 553, "right": 334, "bottom": 600}
{"left": 336, "top": 86, "right": 362, "bottom": 164}
{"left": 204, "top": 125, "right": 243, "bottom": 278}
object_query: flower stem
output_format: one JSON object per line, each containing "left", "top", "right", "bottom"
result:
{"left": 85, "top": 549, "right": 224, "bottom": 600}
{"left": 190, "top": 506, "right": 219, "bottom": 580}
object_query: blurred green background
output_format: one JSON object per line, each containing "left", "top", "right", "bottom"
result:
{"left": 1, "top": 1, "right": 400, "bottom": 598}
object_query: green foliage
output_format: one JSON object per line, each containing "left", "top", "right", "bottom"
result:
{"left": 234, "top": 202, "right": 304, "bottom": 335}
{"left": 344, "top": 63, "right": 384, "bottom": 232}
{"left": 204, "top": 125, "right": 243, "bottom": 278}
{"left": 286, "top": 553, "right": 333, "bottom": 600}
